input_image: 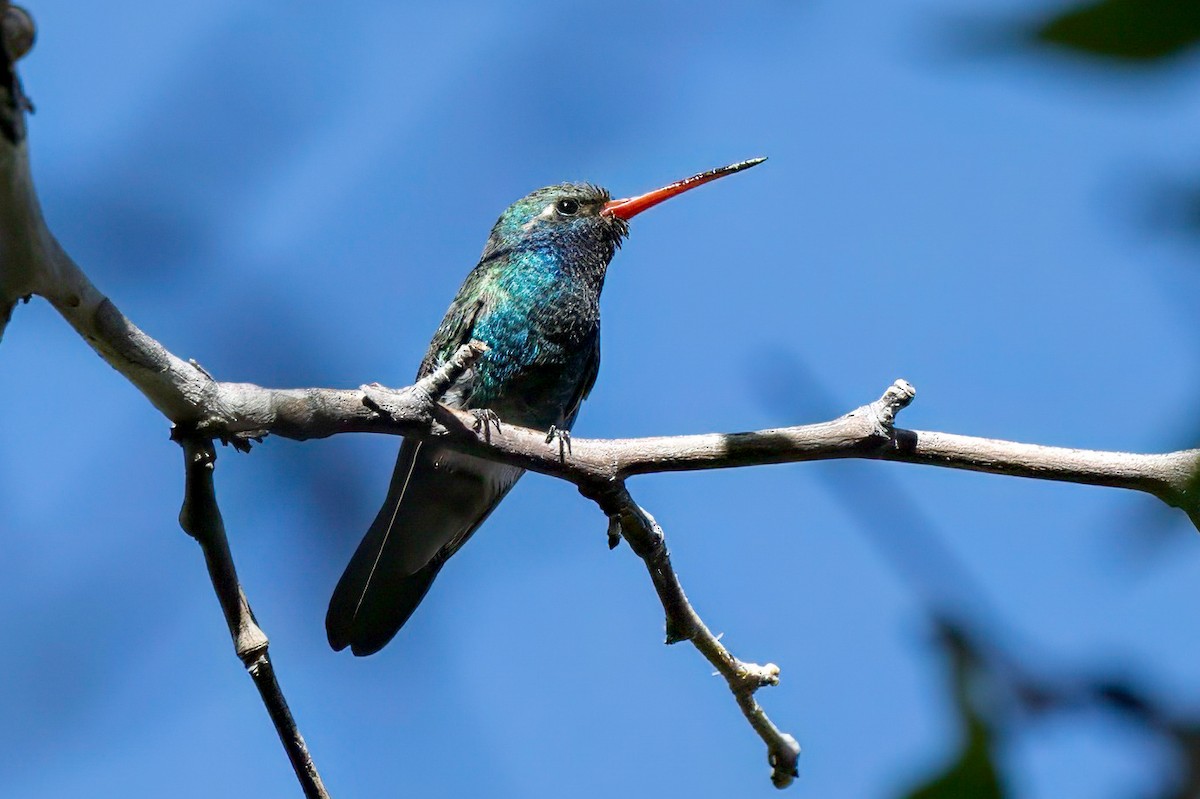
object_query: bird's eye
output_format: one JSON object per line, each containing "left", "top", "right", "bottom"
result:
{"left": 555, "top": 198, "right": 580, "bottom": 216}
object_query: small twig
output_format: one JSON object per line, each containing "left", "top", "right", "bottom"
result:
{"left": 138, "top": 376, "right": 1200, "bottom": 532}
{"left": 177, "top": 437, "right": 331, "bottom": 799}
{"left": 569, "top": 385, "right": 915, "bottom": 787}
{"left": 594, "top": 484, "right": 801, "bottom": 788}
{"left": 360, "top": 339, "right": 488, "bottom": 424}
{"left": 414, "top": 338, "right": 488, "bottom": 399}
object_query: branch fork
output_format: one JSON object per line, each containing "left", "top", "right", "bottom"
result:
{"left": 360, "top": 340, "right": 489, "bottom": 430}
{"left": 177, "top": 436, "right": 328, "bottom": 798}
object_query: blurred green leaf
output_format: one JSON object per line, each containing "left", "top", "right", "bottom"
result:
{"left": 901, "top": 627, "right": 1007, "bottom": 799}
{"left": 904, "top": 718, "right": 1004, "bottom": 799}
{"left": 1036, "top": 0, "right": 1200, "bottom": 60}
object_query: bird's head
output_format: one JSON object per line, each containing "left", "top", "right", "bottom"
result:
{"left": 480, "top": 158, "right": 766, "bottom": 273}
{"left": 482, "top": 182, "right": 626, "bottom": 266}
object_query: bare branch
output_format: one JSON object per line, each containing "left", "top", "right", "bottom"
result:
{"left": 178, "top": 438, "right": 331, "bottom": 799}
{"left": 592, "top": 484, "right": 801, "bottom": 788}
{"left": 876, "top": 430, "right": 1200, "bottom": 514}
{"left": 349, "top": 382, "right": 1200, "bottom": 526}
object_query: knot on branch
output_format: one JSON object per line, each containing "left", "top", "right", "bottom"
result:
{"left": 361, "top": 382, "right": 426, "bottom": 423}
{"left": 237, "top": 626, "right": 270, "bottom": 666}
{"left": 843, "top": 379, "right": 916, "bottom": 444}
{"left": 733, "top": 661, "right": 781, "bottom": 693}
{"left": 877, "top": 379, "right": 915, "bottom": 426}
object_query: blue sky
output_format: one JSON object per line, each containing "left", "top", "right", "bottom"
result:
{"left": 4, "top": 1, "right": 1200, "bottom": 797}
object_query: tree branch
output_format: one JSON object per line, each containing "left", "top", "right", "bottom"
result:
{"left": 178, "top": 437, "right": 331, "bottom": 799}
{"left": 589, "top": 484, "right": 801, "bottom": 788}
{"left": 266, "top": 378, "right": 1200, "bottom": 527}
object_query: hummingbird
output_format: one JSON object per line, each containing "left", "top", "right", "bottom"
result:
{"left": 326, "top": 158, "right": 765, "bottom": 656}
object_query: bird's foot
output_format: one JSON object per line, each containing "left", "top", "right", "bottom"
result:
{"left": 470, "top": 408, "right": 502, "bottom": 440}
{"left": 544, "top": 425, "right": 572, "bottom": 460}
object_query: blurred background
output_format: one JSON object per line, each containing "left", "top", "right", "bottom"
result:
{"left": 3, "top": 1, "right": 1200, "bottom": 797}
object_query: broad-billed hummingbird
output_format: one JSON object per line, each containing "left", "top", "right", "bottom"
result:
{"left": 327, "top": 158, "right": 765, "bottom": 656}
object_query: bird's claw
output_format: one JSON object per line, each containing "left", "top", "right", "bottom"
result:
{"left": 545, "top": 425, "right": 572, "bottom": 459}
{"left": 470, "top": 408, "right": 502, "bottom": 440}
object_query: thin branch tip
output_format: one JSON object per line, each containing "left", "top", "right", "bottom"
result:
{"left": 885, "top": 378, "right": 916, "bottom": 408}
{"left": 601, "top": 483, "right": 797, "bottom": 785}
{"left": 769, "top": 736, "right": 801, "bottom": 789}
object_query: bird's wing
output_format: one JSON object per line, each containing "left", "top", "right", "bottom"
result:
{"left": 562, "top": 331, "right": 601, "bottom": 427}
{"left": 326, "top": 275, "right": 523, "bottom": 656}
{"left": 418, "top": 270, "right": 492, "bottom": 380}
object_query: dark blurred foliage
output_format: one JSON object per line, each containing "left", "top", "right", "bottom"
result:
{"left": 1027, "top": 0, "right": 1200, "bottom": 247}
{"left": 1033, "top": 0, "right": 1200, "bottom": 61}
{"left": 899, "top": 618, "right": 1200, "bottom": 799}
{"left": 901, "top": 625, "right": 1006, "bottom": 799}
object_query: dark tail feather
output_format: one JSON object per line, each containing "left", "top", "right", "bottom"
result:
{"left": 327, "top": 559, "right": 442, "bottom": 656}
{"left": 326, "top": 437, "right": 521, "bottom": 656}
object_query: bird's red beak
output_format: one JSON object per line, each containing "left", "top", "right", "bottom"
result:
{"left": 600, "top": 157, "right": 766, "bottom": 221}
